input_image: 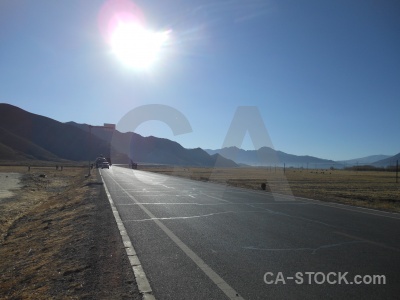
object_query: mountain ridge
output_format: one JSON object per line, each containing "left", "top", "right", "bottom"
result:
{"left": 205, "top": 146, "right": 340, "bottom": 168}
{"left": 0, "top": 103, "right": 237, "bottom": 167}
{"left": 372, "top": 153, "right": 400, "bottom": 167}
{"left": 1, "top": 103, "right": 398, "bottom": 168}
{"left": 205, "top": 146, "right": 398, "bottom": 168}
{"left": 337, "top": 155, "right": 391, "bottom": 166}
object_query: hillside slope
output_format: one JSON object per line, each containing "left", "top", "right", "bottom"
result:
{"left": 0, "top": 104, "right": 237, "bottom": 167}
{"left": 0, "top": 104, "right": 110, "bottom": 161}
{"left": 372, "top": 153, "right": 400, "bottom": 167}
{"left": 69, "top": 122, "right": 238, "bottom": 167}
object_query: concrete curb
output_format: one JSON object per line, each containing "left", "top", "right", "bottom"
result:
{"left": 100, "top": 171, "right": 155, "bottom": 300}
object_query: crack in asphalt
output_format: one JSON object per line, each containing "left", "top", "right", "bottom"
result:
{"left": 245, "top": 203, "right": 340, "bottom": 229}
{"left": 122, "top": 210, "right": 259, "bottom": 222}
{"left": 116, "top": 202, "right": 310, "bottom": 206}
{"left": 243, "top": 240, "right": 365, "bottom": 255}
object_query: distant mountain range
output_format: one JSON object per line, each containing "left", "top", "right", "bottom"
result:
{"left": 205, "top": 148, "right": 399, "bottom": 168}
{"left": 372, "top": 153, "right": 400, "bottom": 167}
{"left": 0, "top": 104, "right": 237, "bottom": 167}
{"left": 67, "top": 121, "right": 237, "bottom": 167}
{"left": 1, "top": 103, "right": 398, "bottom": 168}
{"left": 337, "top": 155, "right": 391, "bottom": 166}
{"left": 205, "top": 147, "right": 340, "bottom": 169}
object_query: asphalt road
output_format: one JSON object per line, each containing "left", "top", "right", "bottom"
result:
{"left": 100, "top": 166, "right": 400, "bottom": 300}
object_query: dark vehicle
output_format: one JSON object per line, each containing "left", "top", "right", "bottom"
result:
{"left": 95, "top": 157, "right": 107, "bottom": 168}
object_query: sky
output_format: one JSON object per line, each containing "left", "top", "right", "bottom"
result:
{"left": 1, "top": 0, "right": 399, "bottom": 161}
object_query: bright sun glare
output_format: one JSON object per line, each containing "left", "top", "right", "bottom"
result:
{"left": 110, "top": 21, "right": 169, "bottom": 70}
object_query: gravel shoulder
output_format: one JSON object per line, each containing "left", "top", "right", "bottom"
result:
{"left": 0, "top": 172, "right": 22, "bottom": 200}
{"left": 0, "top": 166, "right": 141, "bottom": 299}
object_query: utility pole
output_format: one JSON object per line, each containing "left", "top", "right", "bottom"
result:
{"left": 396, "top": 160, "right": 398, "bottom": 183}
{"left": 88, "top": 125, "right": 92, "bottom": 176}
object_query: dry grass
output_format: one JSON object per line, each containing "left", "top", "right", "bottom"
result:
{"left": 0, "top": 166, "right": 138, "bottom": 299}
{"left": 0, "top": 166, "right": 84, "bottom": 242}
{"left": 0, "top": 166, "right": 90, "bottom": 298}
{"left": 140, "top": 166, "right": 400, "bottom": 212}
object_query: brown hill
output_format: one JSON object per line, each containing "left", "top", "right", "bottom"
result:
{"left": 0, "top": 103, "right": 237, "bottom": 167}
{"left": 68, "top": 122, "right": 238, "bottom": 167}
{"left": 0, "top": 104, "right": 110, "bottom": 162}
{"left": 0, "top": 127, "right": 59, "bottom": 161}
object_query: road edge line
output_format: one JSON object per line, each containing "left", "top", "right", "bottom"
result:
{"left": 108, "top": 172, "right": 245, "bottom": 300}
{"left": 100, "top": 171, "right": 155, "bottom": 300}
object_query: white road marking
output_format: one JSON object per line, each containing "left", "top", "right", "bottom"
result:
{"left": 199, "top": 192, "right": 232, "bottom": 203}
{"left": 100, "top": 171, "right": 155, "bottom": 300}
{"left": 161, "top": 184, "right": 175, "bottom": 189}
{"left": 116, "top": 202, "right": 308, "bottom": 206}
{"left": 269, "top": 194, "right": 400, "bottom": 220}
{"left": 334, "top": 231, "right": 400, "bottom": 252}
{"left": 243, "top": 240, "right": 364, "bottom": 255}
{"left": 108, "top": 174, "right": 245, "bottom": 300}
{"left": 123, "top": 210, "right": 246, "bottom": 222}
{"left": 246, "top": 203, "right": 339, "bottom": 229}
{"left": 130, "top": 167, "right": 400, "bottom": 220}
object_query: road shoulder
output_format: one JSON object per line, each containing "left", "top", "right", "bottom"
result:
{"left": 0, "top": 167, "right": 141, "bottom": 299}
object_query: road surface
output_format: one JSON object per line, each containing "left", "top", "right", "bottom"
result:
{"left": 100, "top": 166, "right": 400, "bottom": 299}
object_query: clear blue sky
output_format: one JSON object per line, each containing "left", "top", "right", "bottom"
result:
{"left": 1, "top": 0, "right": 399, "bottom": 160}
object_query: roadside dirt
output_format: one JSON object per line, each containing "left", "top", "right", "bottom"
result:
{"left": 0, "top": 166, "right": 141, "bottom": 299}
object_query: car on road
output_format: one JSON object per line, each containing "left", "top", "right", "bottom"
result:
{"left": 101, "top": 161, "right": 110, "bottom": 169}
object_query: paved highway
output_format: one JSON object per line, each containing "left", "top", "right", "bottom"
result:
{"left": 100, "top": 166, "right": 400, "bottom": 299}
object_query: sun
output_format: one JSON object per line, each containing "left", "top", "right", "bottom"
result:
{"left": 110, "top": 21, "right": 169, "bottom": 70}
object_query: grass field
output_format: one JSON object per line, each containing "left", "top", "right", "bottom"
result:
{"left": 140, "top": 166, "right": 400, "bottom": 212}
{"left": 0, "top": 166, "right": 138, "bottom": 299}
{"left": 0, "top": 166, "right": 89, "bottom": 298}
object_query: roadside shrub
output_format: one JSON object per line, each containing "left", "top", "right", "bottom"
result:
{"left": 261, "top": 183, "right": 266, "bottom": 190}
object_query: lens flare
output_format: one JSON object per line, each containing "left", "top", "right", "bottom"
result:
{"left": 110, "top": 21, "right": 169, "bottom": 69}
{"left": 98, "top": 0, "right": 170, "bottom": 70}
